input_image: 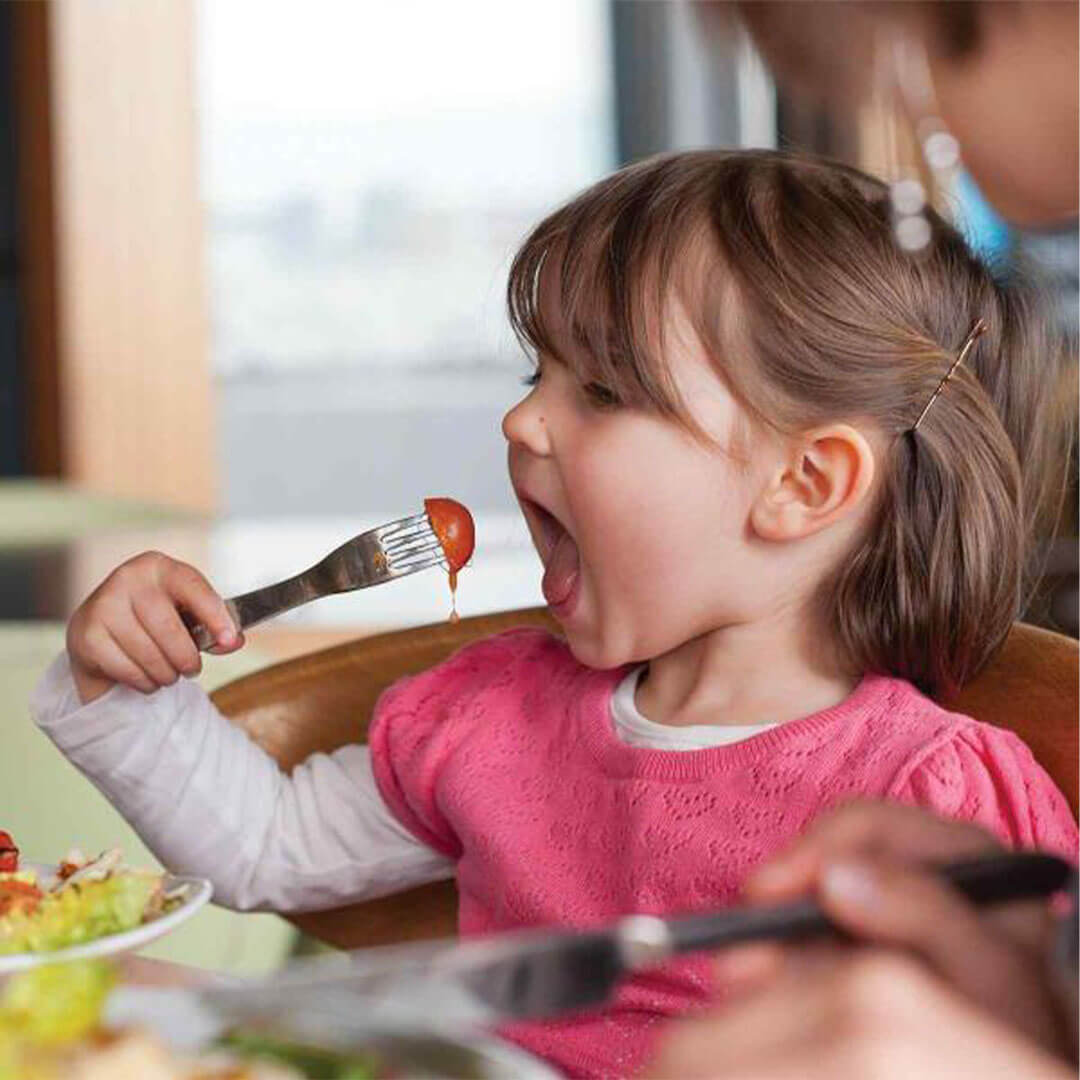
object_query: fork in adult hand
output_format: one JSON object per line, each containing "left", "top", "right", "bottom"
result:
{"left": 185, "top": 513, "right": 446, "bottom": 651}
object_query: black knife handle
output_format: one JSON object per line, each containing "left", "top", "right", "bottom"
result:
{"left": 666, "top": 852, "right": 1073, "bottom": 956}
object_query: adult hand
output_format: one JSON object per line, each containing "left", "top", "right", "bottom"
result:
{"left": 739, "top": 800, "right": 1070, "bottom": 1059}
{"left": 644, "top": 948, "right": 1072, "bottom": 1079}
{"left": 642, "top": 801, "right": 1075, "bottom": 1079}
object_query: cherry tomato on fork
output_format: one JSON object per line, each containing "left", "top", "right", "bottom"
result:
{"left": 424, "top": 498, "right": 475, "bottom": 574}
{"left": 0, "top": 830, "right": 19, "bottom": 873}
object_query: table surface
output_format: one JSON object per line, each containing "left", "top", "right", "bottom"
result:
{"left": 115, "top": 954, "right": 223, "bottom": 988}
{"left": 0, "top": 954, "right": 219, "bottom": 993}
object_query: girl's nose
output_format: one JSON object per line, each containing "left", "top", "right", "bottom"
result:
{"left": 502, "top": 390, "right": 552, "bottom": 456}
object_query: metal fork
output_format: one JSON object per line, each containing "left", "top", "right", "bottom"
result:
{"left": 186, "top": 513, "right": 445, "bottom": 651}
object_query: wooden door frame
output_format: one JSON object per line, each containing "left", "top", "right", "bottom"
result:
{"left": 9, "top": 0, "right": 216, "bottom": 512}
{"left": 11, "top": 0, "right": 62, "bottom": 477}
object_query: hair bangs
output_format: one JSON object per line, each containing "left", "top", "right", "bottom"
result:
{"left": 506, "top": 164, "right": 705, "bottom": 420}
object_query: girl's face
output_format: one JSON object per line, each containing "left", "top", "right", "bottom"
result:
{"left": 503, "top": 303, "right": 786, "bottom": 670}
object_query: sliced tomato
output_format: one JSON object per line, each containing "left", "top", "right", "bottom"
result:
{"left": 424, "top": 498, "right": 475, "bottom": 574}
{"left": 0, "top": 830, "right": 17, "bottom": 873}
{"left": 0, "top": 878, "right": 41, "bottom": 917}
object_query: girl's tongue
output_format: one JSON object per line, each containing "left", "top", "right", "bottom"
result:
{"left": 541, "top": 529, "right": 580, "bottom": 607}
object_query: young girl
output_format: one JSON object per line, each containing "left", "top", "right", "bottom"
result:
{"left": 34, "top": 150, "right": 1077, "bottom": 1078}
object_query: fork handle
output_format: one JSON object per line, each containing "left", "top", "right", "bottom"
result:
{"left": 185, "top": 574, "right": 317, "bottom": 651}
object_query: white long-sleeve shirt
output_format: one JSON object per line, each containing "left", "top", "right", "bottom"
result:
{"left": 31, "top": 653, "right": 773, "bottom": 913}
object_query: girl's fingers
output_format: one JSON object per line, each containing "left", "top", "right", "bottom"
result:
{"left": 110, "top": 608, "right": 180, "bottom": 689}
{"left": 163, "top": 562, "right": 238, "bottom": 649}
{"left": 745, "top": 801, "right": 997, "bottom": 902}
{"left": 132, "top": 591, "right": 202, "bottom": 678}
{"left": 90, "top": 627, "right": 157, "bottom": 694}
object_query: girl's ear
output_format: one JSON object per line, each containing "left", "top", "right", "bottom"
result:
{"left": 750, "top": 424, "right": 877, "bottom": 542}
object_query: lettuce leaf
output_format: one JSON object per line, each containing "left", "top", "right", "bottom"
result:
{"left": 0, "top": 874, "right": 158, "bottom": 956}
{"left": 0, "top": 960, "right": 113, "bottom": 1044}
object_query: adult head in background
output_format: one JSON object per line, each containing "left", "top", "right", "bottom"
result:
{"left": 737, "top": 0, "right": 1078, "bottom": 228}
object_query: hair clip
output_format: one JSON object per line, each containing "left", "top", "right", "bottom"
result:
{"left": 910, "top": 318, "right": 987, "bottom": 433}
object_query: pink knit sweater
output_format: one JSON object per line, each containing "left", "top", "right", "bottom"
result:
{"left": 369, "top": 630, "right": 1078, "bottom": 1078}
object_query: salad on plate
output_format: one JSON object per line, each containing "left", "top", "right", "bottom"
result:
{"left": 0, "top": 830, "right": 193, "bottom": 959}
{"left": 0, "top": 960, "right": 379, "bottom": 1079}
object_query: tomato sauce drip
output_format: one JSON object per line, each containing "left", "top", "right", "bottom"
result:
{"left": 448, "top": 568, "right": 460, "bottom": 623}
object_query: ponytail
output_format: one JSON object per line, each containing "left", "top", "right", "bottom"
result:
{"left": 828, "top": 278, "right": 1070, "bottom": 697}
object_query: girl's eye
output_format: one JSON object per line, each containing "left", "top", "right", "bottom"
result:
{"left": 521, "top": 370, "right": 540, "bottom": 388}
{"left": 583, "top": 381, "right": 620, "bottom": 408}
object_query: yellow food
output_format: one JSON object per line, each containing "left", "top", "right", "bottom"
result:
{"left": 0, "top": 872, "right": 159, "bottom": 957}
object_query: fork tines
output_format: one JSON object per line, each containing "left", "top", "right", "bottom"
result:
{"left": 377, "top": 513, "right": 446, "bottom": 574}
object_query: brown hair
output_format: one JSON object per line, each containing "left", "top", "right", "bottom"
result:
{"left": 507, "top": 150, "right": 1071, "bottom": 698}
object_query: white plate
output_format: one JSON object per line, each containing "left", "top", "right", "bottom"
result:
{"left": 108, "top": 985, "right": 560, "bottom": 1079}
{"left": 0, "top": 860, "right": 213, "bottom": 974}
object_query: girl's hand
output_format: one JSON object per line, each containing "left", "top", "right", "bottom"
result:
{"left": 66, "top": 551, "right": 243, "bottom": 705}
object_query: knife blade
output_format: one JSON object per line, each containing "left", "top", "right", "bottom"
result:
{"left": 197, "top": 851, "right": 1071, "bottom": 1036}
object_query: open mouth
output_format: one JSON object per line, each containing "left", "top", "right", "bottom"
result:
{"left": 521, "top": 499, "right": 564, "bottom": 559}
{"left": 520, "top": 498, "right": 581, "bottom": 611}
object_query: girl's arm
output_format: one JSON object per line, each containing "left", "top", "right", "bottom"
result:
{"left": 31, "top": 651, "right": 454, "bottom": 912}
{"left": 888, "top": 722, "right": 1078, "bottom": 860}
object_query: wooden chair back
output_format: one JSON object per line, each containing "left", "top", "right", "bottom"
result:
{"left": 211, "top": 611, "right": 1078, "bottom": 950}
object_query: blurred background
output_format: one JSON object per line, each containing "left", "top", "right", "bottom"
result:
{"left": 0, "top": 0, "right": 1075, "bottom": 973}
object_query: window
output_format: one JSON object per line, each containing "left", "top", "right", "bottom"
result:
{"left": 197, "top": 0, "right": 614, "bottom": 622}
